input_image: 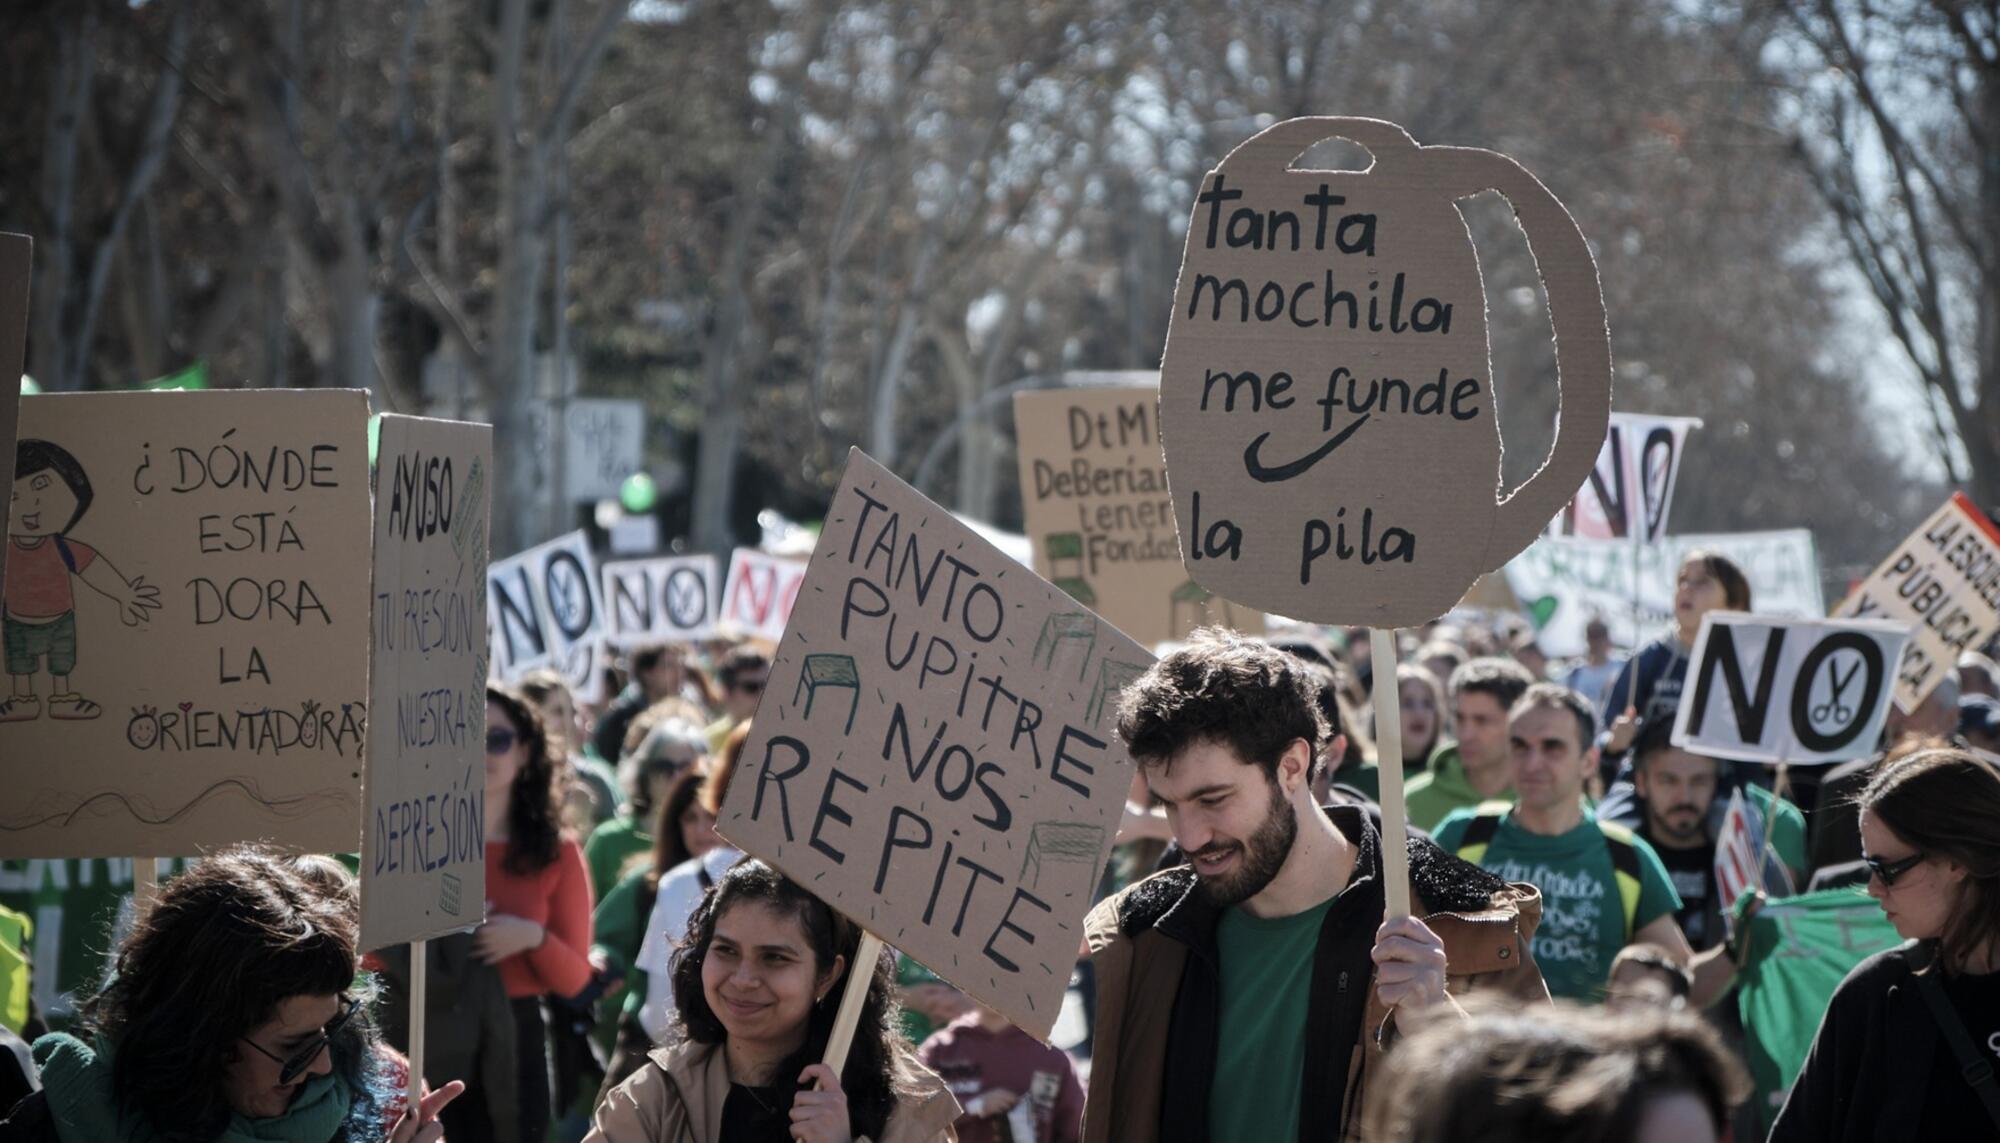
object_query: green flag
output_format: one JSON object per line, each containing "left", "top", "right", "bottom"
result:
{"left": 1732, "top": 888, "right": 1902, "bottom": 1133}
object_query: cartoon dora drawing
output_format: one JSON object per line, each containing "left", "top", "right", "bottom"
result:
{"left": 4, "top": 440, "right": 162, "bottom": 722}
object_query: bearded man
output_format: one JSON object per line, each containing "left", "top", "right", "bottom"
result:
{"left": 1081, "top": 630, "right": 1549, "bottom": 1143}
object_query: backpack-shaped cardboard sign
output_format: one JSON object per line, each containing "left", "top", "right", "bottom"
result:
{"left": 1159, "top": 117, "right": 1613, "bottom": 627}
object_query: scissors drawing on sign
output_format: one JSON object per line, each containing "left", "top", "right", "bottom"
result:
{"left": 1812, "top": 658, "right": 1860, "bottom": 726}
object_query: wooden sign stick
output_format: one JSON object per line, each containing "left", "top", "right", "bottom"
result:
{"left": 406, "top": 938, "right": 428, "bottom": 1114}
{"left": 1369, "top": 629, "right": 1412, "bottom": 918}
{"left": 821, "top": 930, "right": 884, "bottom": 1075}
{"left": 132, "top": 858, "right": 159, "bottom": 913}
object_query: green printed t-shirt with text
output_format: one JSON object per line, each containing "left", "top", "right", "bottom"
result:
{"left": 1433, "top": 810, "right": 1680, "bottom": 1001}
{"left": 1209, "top": 895, "right": 1336, "bottom": 1143}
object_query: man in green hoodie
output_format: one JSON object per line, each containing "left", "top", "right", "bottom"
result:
{"left": 1405, "top": 657, "right": 1533, "bottom": 833}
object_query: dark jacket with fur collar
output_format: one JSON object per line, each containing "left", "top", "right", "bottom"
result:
{"left": 1081, "top": 804, "right": 1548, "bottom": 1143}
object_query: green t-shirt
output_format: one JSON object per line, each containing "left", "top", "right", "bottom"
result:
{"left": 1210, "top": 896, "right": 1336, "bottom": 1143}
{"left": 1433, "top": 809, "right": 1680, "bottom": 1001}
{"left": 1403, "top": 744, "right": 1514, "bottom": 834}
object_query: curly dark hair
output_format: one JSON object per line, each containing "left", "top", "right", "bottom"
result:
{"left": 488, "top": 683, "right": 563, "bottom": 875}
{"left": 1115, "top": 627, "right": 1330, "bottom": 780}
{"left": 669, "top": 861, "right": 913, "bottom": 1138}
{"left": 1365, "top": 998, "right": 1749, "bottom": 1143}
{"left": 77, "top": 846, "right": 390, "bottom": 1139}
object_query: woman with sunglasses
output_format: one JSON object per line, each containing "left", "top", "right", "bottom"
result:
{"left": 476, "top": 684, "right": 597, "bottom": 1143}
{"left": 1772, "top": 747, "right": 2000, "bottom": 1140}
{"left": 587, "top": 860, "right": 958, "bottom": 1143}
{"left": 0, "top": 846, "right": 463, "bottom": 1141}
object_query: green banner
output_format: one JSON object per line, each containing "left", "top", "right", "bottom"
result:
{"left": 140, "top": 360, "right": 209, "bottom": 390}
{"left": 1733, "top": 888, "right": 1902, "bottom": 1133}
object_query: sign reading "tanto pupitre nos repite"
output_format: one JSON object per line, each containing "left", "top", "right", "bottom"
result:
{"left": 1158, "top": 117, "right": 1612, "bottom": 627}
{"left": 716, "top": 449, "right": 1145, "bottom": 1040}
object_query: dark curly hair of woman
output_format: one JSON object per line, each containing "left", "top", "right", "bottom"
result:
{"left": 77, "top": 846, "right": 393, "bottom": 1139}
{"left": 669, "top": 861, "right": 916, "bottom": 1138}
{"left": 489, "top": 682, "right": 564, "bottom": 874}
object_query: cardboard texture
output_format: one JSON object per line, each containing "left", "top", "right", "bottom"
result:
{"left": 1503, "top": 529, "right": 1824, "bottom": 656}
{"left": 1157, "top": 117, "right": 1612, "bottom": 627}
{"left": 485, "top": 530, "right": 606, "bottom": 704}
{"left": 0, "top": 391, "right": 372, "bottom": 857}
{"left": 360, "top": 415, "right": 492, "bottom": 950}
{"left": 718, "top": 548, "right": 807, "bottom": 643}
{"left": 1548, "top": 413, "right": 1701, "bottom": 542}
{"left": 1670, "top": 612, "right": 1912, "bottom": 766}
{"left": 1831, "top": 493, "right": 2000, "bottom": 713}
{"left": 602, "top": 554, "right": 719, "bottom": 646}
{"left": 0, "top": 236, "right": 29, "bottom": 615}
{"left": 1013, "top": 386, "right": 1262, "bottom": 648}
{"left": 715, "top": 450, "right": 1146, "bottom": 1040}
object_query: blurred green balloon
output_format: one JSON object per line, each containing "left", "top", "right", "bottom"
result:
{"left": 620, "top": 471, "right": 658, "bottom": 514}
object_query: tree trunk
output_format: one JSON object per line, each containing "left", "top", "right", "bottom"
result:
{"left": 489, "top": 0, "right": 545, "bottom": 556}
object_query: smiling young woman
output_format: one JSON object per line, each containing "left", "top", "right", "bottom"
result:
{"left": 1772, "top": 748, "right": 2000, "bottom": 1141}
{"left": 586, "top": 861, "right": 959, "bottom": 1143}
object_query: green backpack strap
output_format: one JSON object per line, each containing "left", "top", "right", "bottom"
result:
{"left": 1595, "top": 821, "right": 1646, "bottom": 940}
{"left": 1452, "top": 802, "right": 1513, "bottom": 866}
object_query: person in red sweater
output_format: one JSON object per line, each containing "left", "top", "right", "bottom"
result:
{"left": 918, "top": 1005, "right": 1084, "bottom": 1143}
{"left": 481, "top": 685, "right": 596, "bottom": 1142}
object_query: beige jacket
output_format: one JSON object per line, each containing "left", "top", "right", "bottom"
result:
{"left": 585, "top": 1040, "right": 962, "bottom": 1143}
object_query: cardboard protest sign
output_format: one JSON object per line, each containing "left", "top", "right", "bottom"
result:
{"left": 1157, "top": 117, "right": 1612, "bottom": 627}
{"left": 1671, "top": 612, "right": 1913, "bottom": 766}
{"left": 715, "top": 450, "right": 1146, "bottom": 1039}
{"left": 1502, "top": 529, "right": 1824, "bottom": 655}
{"left": 360, "top": 415, "right": 491, "bottom": 950}
{"left": 0, "top": 391, "right": 372, "bottom": 857}
{"left": 485, "top": 530, "right": 607, "bottom": 704}
{"left": 718, "top": 548, "right": 807, "bottom": 643}
{"left": 1831, "top": 493, "right": 2000, "bottom": 713}
{"left": 1014, "top": 386, "right": 1261, "bottom": 648}
{"left": 0, "top": 236, "right": 29, "bottom": 613}
{"left": 602, "top": 554, "right": 719, "bottom": 645}
{"left": 1548, "top": 412, "right": 1701, "bottom": 542}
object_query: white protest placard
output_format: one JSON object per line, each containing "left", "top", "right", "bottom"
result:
{"left": 487, "top": 550, "right": 552, "bottom": 676}
{"left": 716, "top": 449, "right": 1145, "bottom": 1040}
{"left": 1500, "top": 530, "right": 1823, "bottom": 655}
{"left": 360, "top": 415, "right": 491, "bottom": 949}
{"left": 1013, "top": 385, "right": 1261, "bottom": 648}
{"left": 1, "top": 391, "right": 373, "bottom": 857}
{"left": 1831, "top": 493, "right": 2000, "bottom": 713}
{"left": 485, "top": 530, "right": 608, "bottom": 703}
{"left": 602, "top": 555, "right": 719, "bottom": 645}
{"left": 1671, "top": 612, "right": 1913, "bottom": 766}
{"left": 718, "top": 548, "right": 807, "bottom": 643}
{"left": 1548, "top": 412, "right": 1702, "bottom": 542}
{"left": 529, "top": 397, "right": 645, "bottom": 502}
{"left": 1155, "top": 117, "right": 1611, "bottom": 628}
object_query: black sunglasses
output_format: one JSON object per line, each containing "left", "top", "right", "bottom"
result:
{"left": 242, "top": 996, "right": 362, "bottom": 1085}
{"left": 734, "top": 679, "right": 766, "bottom": 695}
{"left": 1863, "top": 851, "right": 1925, "bottom": 888}
{"left": 486, "top": 725, "right": 518, "bottom": 755}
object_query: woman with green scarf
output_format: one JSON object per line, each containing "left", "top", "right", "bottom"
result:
{"left": 0, "top": 846, "right": 464, "bottom": 1141}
